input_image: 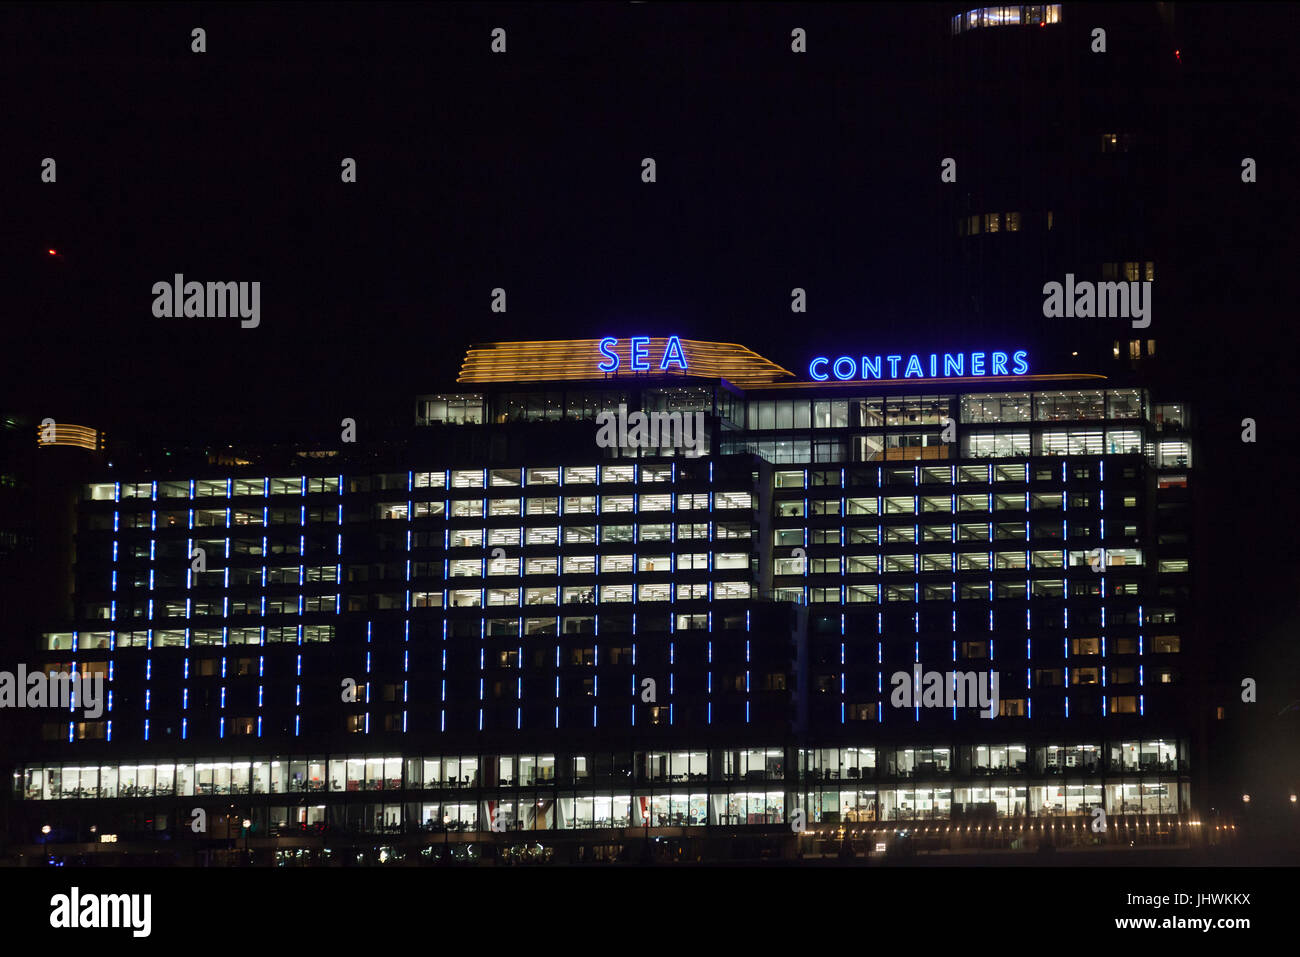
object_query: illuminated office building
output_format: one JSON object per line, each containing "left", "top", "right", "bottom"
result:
{"left": 938, "top": 2, "right": 1177, "bottom": 376}
{"left": 8, "top": 337, "right": 1201, "bottom": 863}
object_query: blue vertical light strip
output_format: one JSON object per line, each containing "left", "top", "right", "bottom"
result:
{"left": 876, "top": 610, "right": 883, "bottom": 723}
{"left": 840, "top": 612, "right": 847, "bottom": 725}
{"left": 913, "top": 638, "right": 920, "bottom": 721}
{"left": 952, "top": 634, "right": 959, "bottom": 720}
{"left": 402, "top": 471, "right": 414, "bottom": 734}
{"left": 745, "top": 637, "right": 751, "bottom": 724}
{"left": 365, "top": 619, "right": 373, "bottom": 735}
{"left": 477, "top": 619, "right": 487, "bottom": 732}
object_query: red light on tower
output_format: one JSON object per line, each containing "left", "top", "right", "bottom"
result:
{"left": 47, "top": 249, "right": 57, "bottom": 255}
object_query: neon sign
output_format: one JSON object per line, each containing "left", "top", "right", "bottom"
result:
{"left": 808, "top": 350, "right": 1028, "bottom": 381}
{"left": 598, "top": 336, "right": 689, "bottom": 373}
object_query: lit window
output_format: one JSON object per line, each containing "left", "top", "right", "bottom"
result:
{"left": 951, "top": 4, "right": 1061, "bottom": 35}
{"left": 1004, "top": 211, "right": 1020, "bottom": 231}
{"left": 983, "top": 212, "right": 1000, "bottom": 233}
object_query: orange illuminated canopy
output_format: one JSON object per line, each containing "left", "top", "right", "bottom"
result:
{"left": 36, "top": 423, "right": 102, "bottom": 451}
{"left": 458, "top": 338, "right": 795, "bottom": 388}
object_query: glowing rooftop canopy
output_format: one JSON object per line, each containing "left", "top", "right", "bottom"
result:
{"left": 458, "top": 338, "right": 796, "bottom": 388}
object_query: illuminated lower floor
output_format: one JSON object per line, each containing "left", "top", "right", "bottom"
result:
{"left": 11, "top": 738, "right": 1195, "bottom": 855}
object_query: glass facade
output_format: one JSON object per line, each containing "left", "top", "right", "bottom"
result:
{"left": 13, "top": 361, "right": 1197, "bottom": 861}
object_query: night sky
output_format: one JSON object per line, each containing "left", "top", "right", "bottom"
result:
{"left": 3, "top": 3, "right": 1295, "bottom": 438}
{"left": 3, "top": 2, "right": 1299, "bottom": 684}
{"left": 0, "top": 3, "right": 940, "bottom": 440}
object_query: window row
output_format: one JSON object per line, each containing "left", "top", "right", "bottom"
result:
{"left": 45, "top": 625, "right": 336, "bottom": 650}
{"left": 778, "top": 579, "right": 1142, "bottom": 602}
{"left": 774, "top": 490, "right": 1126, "bottom": 517}
{"left": 88, "top": 508, "right": 343, "bottom": 531}
{"left": 771, "top": 521, "right": 1135, "bottom": 543}
{"left": 772, "top": 549, "right": 1142, "bottom": 574}
{"left": 745, "top": 396, "right": 950, "bottom": 431}
{"left": 370, "top": 491, "right": 754, "bottom": 520}
{"left": 441, "top": 522, "right": 753, "bottom": 548}
{"left": 961, "top": 390, "right": 1145, "bottom": 424}
{"left": 771, "top": 462, "right": 1126, "bottom": 489}
{"left": 415, "top": 465, "right": 677, "bottom": 489}
{"left": 951, "top": 4, "right": 1062, "bottom": 35}
{"left": 957, "top": 211, "right": 1022, "bottom": 235}
{"left": 445, "top": 581, "right": 752, "bottom": 607}
{"left": 964, "top": 430, "right": 1147, "bottom": 458}
{"left": 87, "top": 477, "right": 341, "bottom": 501}
{"left": 16, "top": 741, "right": 1178, "bottom": 801}
{"left": 451, "top": 553, "right": 745, "bottom": 575}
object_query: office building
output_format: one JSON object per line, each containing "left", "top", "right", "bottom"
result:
{"left": 7, "top": 335, "right": 1203, "bottom": 863}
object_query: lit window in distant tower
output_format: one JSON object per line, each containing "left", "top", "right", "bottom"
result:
{"left": 983, "top": 213, "right": 1000, "bottom": 233}
{"left": 951, "top": 5, "right": 1061, "bottom": 34}
{"left": 1005, "top": 212, "right": 1020, "bottom": 231}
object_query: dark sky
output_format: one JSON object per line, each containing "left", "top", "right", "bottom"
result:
{"left": 1, "top": 2, "right": 1296, "bottom": 445}
{"left": 1, "top": 2, "right": 959, "bottom": 441}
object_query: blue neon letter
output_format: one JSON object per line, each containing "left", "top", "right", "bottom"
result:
{"left": 904, "top": 355, "right": 924, "bottom": 378}
{"left": 629, "top": 337, "right": 650, "bottom": 371}
{"left": 971, "top": 352, "right": 986, "bottom": 375}
{"left": 944, "top": 353, "right": 963, "bottom": 376}
{"left": 659, "top": 335, "right": 688, "bottom": 370}
{"left": 597, "top": 337, "right": 620, "bottom": 373}
{"left": 861, "top": 356, "right": 881, "bottom": 379}
{"left": 886, "top": 355, "right": 902, "bottom": 378}
{"left": 991, "top": 351, "right": 1008, "bottom": 375}
{"left": 1012, "top": 350, "right": 1028, "bottom": 374}
{"left": 809, "top": 357, "right": 829, "bottom": 381}
{"left": 833, "top": 357, "right": 856, "bottom": 380}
